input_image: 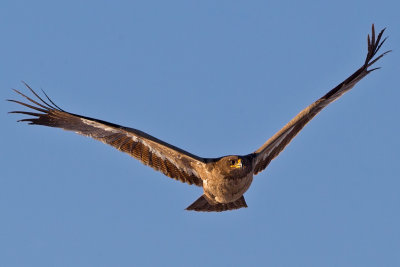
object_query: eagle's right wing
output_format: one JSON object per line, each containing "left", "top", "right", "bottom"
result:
{"left": 9, "top": 85, "right": 206, "bottom": 186}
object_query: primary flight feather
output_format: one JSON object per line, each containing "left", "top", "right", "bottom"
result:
{"left": 9, "top": 25, "right": 390, "bottom": 212}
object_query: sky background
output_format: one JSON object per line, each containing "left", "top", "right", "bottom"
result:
{"left": 1, "top": 1, "right": 399, "bottom": 266}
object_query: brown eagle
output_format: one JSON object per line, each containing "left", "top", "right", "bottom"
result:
{"left": 9, "top": 25, "right": 389, "bottom": 212}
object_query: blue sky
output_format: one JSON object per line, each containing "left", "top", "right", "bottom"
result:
{"left": 1, "top": 1, "right": 399, "bottom": 266}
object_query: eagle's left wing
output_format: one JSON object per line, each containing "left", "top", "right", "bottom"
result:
{"left": 251, "top": 25, "right": 390, "bottom": 175}
{"left": 8, "top": 85, "right": 206, "bottom": 186}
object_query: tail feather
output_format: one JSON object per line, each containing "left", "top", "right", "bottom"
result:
{"left": 186, "top": 195, "right": 247, "bottom": 212}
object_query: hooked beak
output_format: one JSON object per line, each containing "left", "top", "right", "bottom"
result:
{"left": 231, "top": 158, "right": 243, "bottom": 169}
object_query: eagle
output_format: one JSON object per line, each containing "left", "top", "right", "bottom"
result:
{"left": 9, "top": 25, "right": 389, "bottom": 212}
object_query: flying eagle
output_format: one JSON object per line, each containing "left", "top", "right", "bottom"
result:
{"left": 9, "top": 25, "right": 389, "bottom": 212}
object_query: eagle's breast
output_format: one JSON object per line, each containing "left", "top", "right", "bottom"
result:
{"left": 203, "top": 173, "right": 253, "bottom": 203}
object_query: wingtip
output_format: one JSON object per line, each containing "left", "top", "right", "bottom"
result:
{"left": 21, "top": 80, "right": 29, "bottom": 87}
{"left": 11, "top": 88, "right": 21, "bottom": 94}
{"left": 365, "top": 24, "right": 390, "bottom": 68}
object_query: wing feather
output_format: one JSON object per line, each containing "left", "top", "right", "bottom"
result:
{"left": 252, "top": 24, "right": 390, "bottom": 175}
{"left": 8, "top": 88, "right": 205, "bottom": 186}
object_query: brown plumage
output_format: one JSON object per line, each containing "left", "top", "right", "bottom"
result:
{"left": 8, "top": 25, "right": 390, "bottom": 212}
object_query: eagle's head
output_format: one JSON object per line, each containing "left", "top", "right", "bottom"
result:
{"left": 216, "top": 155, "right": 252, "bottom": 178}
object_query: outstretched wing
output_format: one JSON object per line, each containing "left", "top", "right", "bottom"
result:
{"left": 252, "top": 24, "right": 390, "bottom": 175}
{"left": 8, "top": 85, "right": 205, "bottom": 186}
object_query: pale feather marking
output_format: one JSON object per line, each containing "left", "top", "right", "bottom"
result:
{"left": 80, "top": 117, "right": 199, "bottom": 176}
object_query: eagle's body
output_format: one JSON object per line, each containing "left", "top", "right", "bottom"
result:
{"left": 9, "top": 25, "right": 390, "bottom": 212}
{"left": 202, "top": 155, "right": 254, "bottom": 204}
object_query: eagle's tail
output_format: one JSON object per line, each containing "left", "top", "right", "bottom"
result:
{"left": 185, "top": 194, "right": 247, "bottom": 212}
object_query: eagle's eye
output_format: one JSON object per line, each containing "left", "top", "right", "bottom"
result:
{"left": 230, "top": 160, "right": 236, "bottom": 165}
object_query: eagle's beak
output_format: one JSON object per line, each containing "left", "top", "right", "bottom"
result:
{"left": 232, "top": 159, "right": 243, "bottom": 169}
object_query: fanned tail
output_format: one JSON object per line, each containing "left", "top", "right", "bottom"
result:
{"left": 186, "top": 195, "right": 247, "bottom": 212}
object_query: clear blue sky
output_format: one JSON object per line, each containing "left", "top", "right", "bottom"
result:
{"left": 1, "top": 1, "right": 399, "bottom": 266}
